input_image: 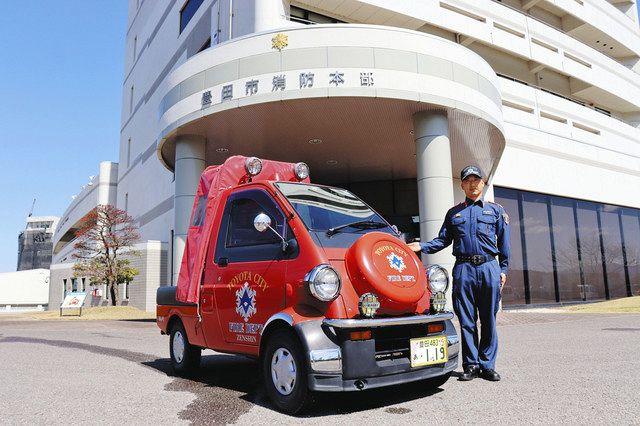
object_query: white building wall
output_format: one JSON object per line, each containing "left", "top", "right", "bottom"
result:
{"left": 122, "top": 0, "right": 640, "bottom": 303}
{"left": 0, "top": 269, "right": 50, "bottom": 307}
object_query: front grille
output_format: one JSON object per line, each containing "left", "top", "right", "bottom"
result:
{"left": 373, "top": 324, "right": 429, "bottom": 362}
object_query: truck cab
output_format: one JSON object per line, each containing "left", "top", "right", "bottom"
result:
{"left": 157, "top": 156, "right": 458, "bottom": 414}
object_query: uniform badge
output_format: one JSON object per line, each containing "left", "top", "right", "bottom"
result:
{"left": 454, "top": 213, "right": 461, "bottom": 218}
{"left": 387, "top": 252, "right": 406, "bottom": 273}
{"left": 235, "top": 282, "right": 257, "bottom": 322}
{"left": 483, "top": 210, "right": 493, "bottom": 215}
{"left": 503, "top": 212, "right": 510, "bottom": 224}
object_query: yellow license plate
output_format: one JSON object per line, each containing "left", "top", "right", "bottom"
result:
{"left": 410, "top": 336, "right": 448, "bottom": 367}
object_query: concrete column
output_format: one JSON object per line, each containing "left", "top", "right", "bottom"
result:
{"left": 173, "top": 136, "right": 206, "bottom": 285}
{"left": 253, "top": 0, "right": 288, "bottom": 32}
{"left": 413, "top": 112, "right": 456, "bottom": 308}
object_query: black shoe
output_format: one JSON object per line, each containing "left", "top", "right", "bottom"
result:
{"left": 480, "top": 368, "right": 501, "bottom": 381}
{"left": 459, "top": 365, "right": 480, "bottom": 381}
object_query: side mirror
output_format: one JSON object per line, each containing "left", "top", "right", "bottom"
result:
{"left": 254, "top": 213, "right": 289, "bottom": 253}
{"left": 254, "top": 213, "right": 272, "bottom": 232}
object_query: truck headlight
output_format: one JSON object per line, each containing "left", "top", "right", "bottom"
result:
{"left": 305, "top": 265, "right": 341, "bottom": 301}
{"left": 294, "top": 162, "right": 310, "bottom": 180}
{"left": 427, "top": 265, "right": 449, "bottom": 293}
{"left": 245, "top": 157, "right": 263, "bottom": 176}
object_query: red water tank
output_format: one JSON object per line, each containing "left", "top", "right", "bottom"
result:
{"left": 345, "top": 232, "right": 427, "bottom": 313}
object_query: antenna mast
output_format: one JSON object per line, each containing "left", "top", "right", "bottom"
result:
{"left": 28, "top": 198, "right": 36, "bottom": 217}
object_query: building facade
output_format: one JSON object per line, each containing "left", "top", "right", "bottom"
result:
{"left": 120, "top": 0, "right": 640, "bottom": 310}
{"left": 17, "top": 216, "right": 59, "bottom": 271}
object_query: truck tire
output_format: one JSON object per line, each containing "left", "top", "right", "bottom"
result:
{"left": 262, "top": 329, "right": 312, "bottom": 414}
{"left": 169, "top": 321, "right": 201, "bottom": 375}
{"left": 423, "top": 371, "right": 452, "bottom": 389}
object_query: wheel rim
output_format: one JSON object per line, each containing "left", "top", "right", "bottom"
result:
{"left": 173, "top": 331, "right": 185, "bottom": 364}
{"left": 271, "top": 348, "right": 297, "bottom": 395}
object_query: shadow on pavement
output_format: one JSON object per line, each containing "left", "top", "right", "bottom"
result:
{"left": 144, "top": 353, "right": 450, "bottom": 420}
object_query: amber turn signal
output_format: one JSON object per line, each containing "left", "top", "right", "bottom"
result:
{"left": 427, "top": 322, "right": 444, "bottom": 334}
{"left": 350, "top": 330, "right": 372, "bottom": 341}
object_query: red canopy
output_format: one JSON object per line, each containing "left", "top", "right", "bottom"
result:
{"left": 175, "top": 156, "right": 309, "bottom": 304}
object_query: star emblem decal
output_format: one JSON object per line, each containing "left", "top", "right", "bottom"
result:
{"left": 387, "top": 252, "right": 407, "bottom": 273}
{"left": 235, "top": 282, "right": 257, "bottom": 322}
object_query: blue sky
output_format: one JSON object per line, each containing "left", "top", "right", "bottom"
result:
{"left": 0, "top": 2, "right": 127, "bottom": 272}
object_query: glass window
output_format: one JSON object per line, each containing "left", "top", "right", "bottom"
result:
{"left": 600, "top": 205, "right": 626, "bottom": 298}
{"left": 621, "top": 208, "right": 640, "bottom": 296}
{"left": 576, "top": 201, "right": 606, "bottom": 300}
{"left": 289, "top": 6, "right": 344, "bottom": 25}
{"left": 521, "top": 192, "right": 555, "bottom": 303}
{"left": 494, "top": 188, "right": 527, "bottom": 304}
{"left": 226, "top": 197, "right": 282, "bottom": 248}
{"left": 179, "top": 0, "right": 205, "bottom": 33}
{"left": 191, "top": 195, "right": 207, "bottom": 226}
{"left": 275, "top": 182, "right": 391, "bottom": 234}
{"left": 549, "top": 196, "right": 582, "bottom": 302}
{"left": 71, "top": 278, "right": 78, "bottom": 292}
{"left": 214, "top": 189, "right": 296, "bottom": 264}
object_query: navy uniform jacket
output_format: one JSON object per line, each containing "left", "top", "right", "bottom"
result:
{"left": 420, "top": 198, "right": 511, "bottom": 275}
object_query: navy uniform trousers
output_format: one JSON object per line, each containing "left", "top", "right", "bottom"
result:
{"left": 452, "top": 260, "right": 501, "bottom": 370}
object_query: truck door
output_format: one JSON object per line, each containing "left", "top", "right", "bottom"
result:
{"left": 212, "top": 188, "right": 296, "bottom": 346}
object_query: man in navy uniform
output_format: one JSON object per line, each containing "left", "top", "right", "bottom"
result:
{"left": 408, "top": 165, "right": 510, "bottom": 381}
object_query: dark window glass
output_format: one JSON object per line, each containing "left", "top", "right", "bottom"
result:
{"left": 600, "top": 205, "right": 626, "bottom": 298}
{"left": 521, "top": 192, "right": 555, "bottom": 303}
{"left": 275, "top": 182, "right": 392, "bottom": 234}
{"left": 289, "top": 5, "right": 344, "bottom": 25}
{"left": 494, "top": 188, "right": 526, "bottom": 304}
{"left": 549, "top": 196, "right": 582, "bottom": 302}
{"left": 227, "top": 198, "right": 282, "bottom": 248}
{"left": 71, "top": 278, "right": 78, "bottom": 293}
{"left": 191, "top": 195, "right": 207, "bottom": 227}
{"left": 576, "top": 201, "right": 606, "bottom": 300}
{"left": 198, "top": 37, "right": 211, "bottom": 53}
{"left": 215, "top": 189, "right": 296, "bottom": 264}
{"left": 180, "top": 0, "right": 205, "bottom": 33}
{"left": 621, "top": 208, "right": 640, "bottom": 296}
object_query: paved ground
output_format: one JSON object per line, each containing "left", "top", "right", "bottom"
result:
{"left": 1, "top": 312, "right": 639, "bottom": 425}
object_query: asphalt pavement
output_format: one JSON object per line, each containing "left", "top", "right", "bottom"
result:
{"left": 1, "top": 312, "right": 639, "bottom": 425}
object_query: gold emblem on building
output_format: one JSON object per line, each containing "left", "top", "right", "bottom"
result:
{"left": 271, "top": 33, "right": 288, "bottom": 51}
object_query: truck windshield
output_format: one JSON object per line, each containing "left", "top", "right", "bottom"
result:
{"left": 274, "top": 182, "right": 393, "bottom": 236}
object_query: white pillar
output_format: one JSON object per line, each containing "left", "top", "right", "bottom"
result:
{"left": 413, "top": 112, "right": 456, "bottom": 309}
{"left": 253, "top": 0, "right": 288, "bottom": 32}
{"left": 173, "top": 136, "right": 206, "bottom": 285}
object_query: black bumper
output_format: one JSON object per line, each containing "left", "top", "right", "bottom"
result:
{"left": 294, "top": 314, "right": 459, "bottom": 392}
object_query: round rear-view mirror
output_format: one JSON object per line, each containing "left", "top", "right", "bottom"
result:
{"left": 254, "top": 213, "right": 271, "bottom": 232}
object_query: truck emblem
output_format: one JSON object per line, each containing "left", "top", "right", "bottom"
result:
{"left": 387, "top": 252, "right": 406, "bottom": 273}
{"left": 235, "top": 282, "right": 257, "bottom": 322}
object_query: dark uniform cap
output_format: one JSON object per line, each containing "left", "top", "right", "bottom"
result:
{"left": 460, "top": 165, "right": 483, "bottom": 181}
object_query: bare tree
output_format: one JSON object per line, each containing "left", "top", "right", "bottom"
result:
{"left": 73, "top": 205, "right": 140, "bottom": 305}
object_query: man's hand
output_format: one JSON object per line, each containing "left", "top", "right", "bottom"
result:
{"left": 500, "top": 273, "right": 507, "bottom": 289}
{"left": 407, "top": 242, "right": 422, "bottom": 252}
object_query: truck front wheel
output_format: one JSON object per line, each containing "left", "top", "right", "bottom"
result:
{"left": 169, "top": 322, "right": 201, "bottom": 375}
{"left": 262, "top": 329, "right": 311, "bottom": 414}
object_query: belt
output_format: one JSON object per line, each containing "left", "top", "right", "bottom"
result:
{"left": 456, "top": 255, "right": 494, "bottom": 266}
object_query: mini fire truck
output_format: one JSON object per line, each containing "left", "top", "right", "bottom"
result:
{"left": 157, "top": 156, "right": 458, "bottom": 414}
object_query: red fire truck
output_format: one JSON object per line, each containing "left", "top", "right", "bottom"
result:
{"left": 157, "top": 156, "right": 458, "bottom": 413}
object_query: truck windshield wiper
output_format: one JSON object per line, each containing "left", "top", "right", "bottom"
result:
{"left": 326, "top": 220, "right": 388, "bottom": 237}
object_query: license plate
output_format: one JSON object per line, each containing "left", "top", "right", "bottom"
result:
{"left": 410, "top": 336, "right": 448, "bottom": 367}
